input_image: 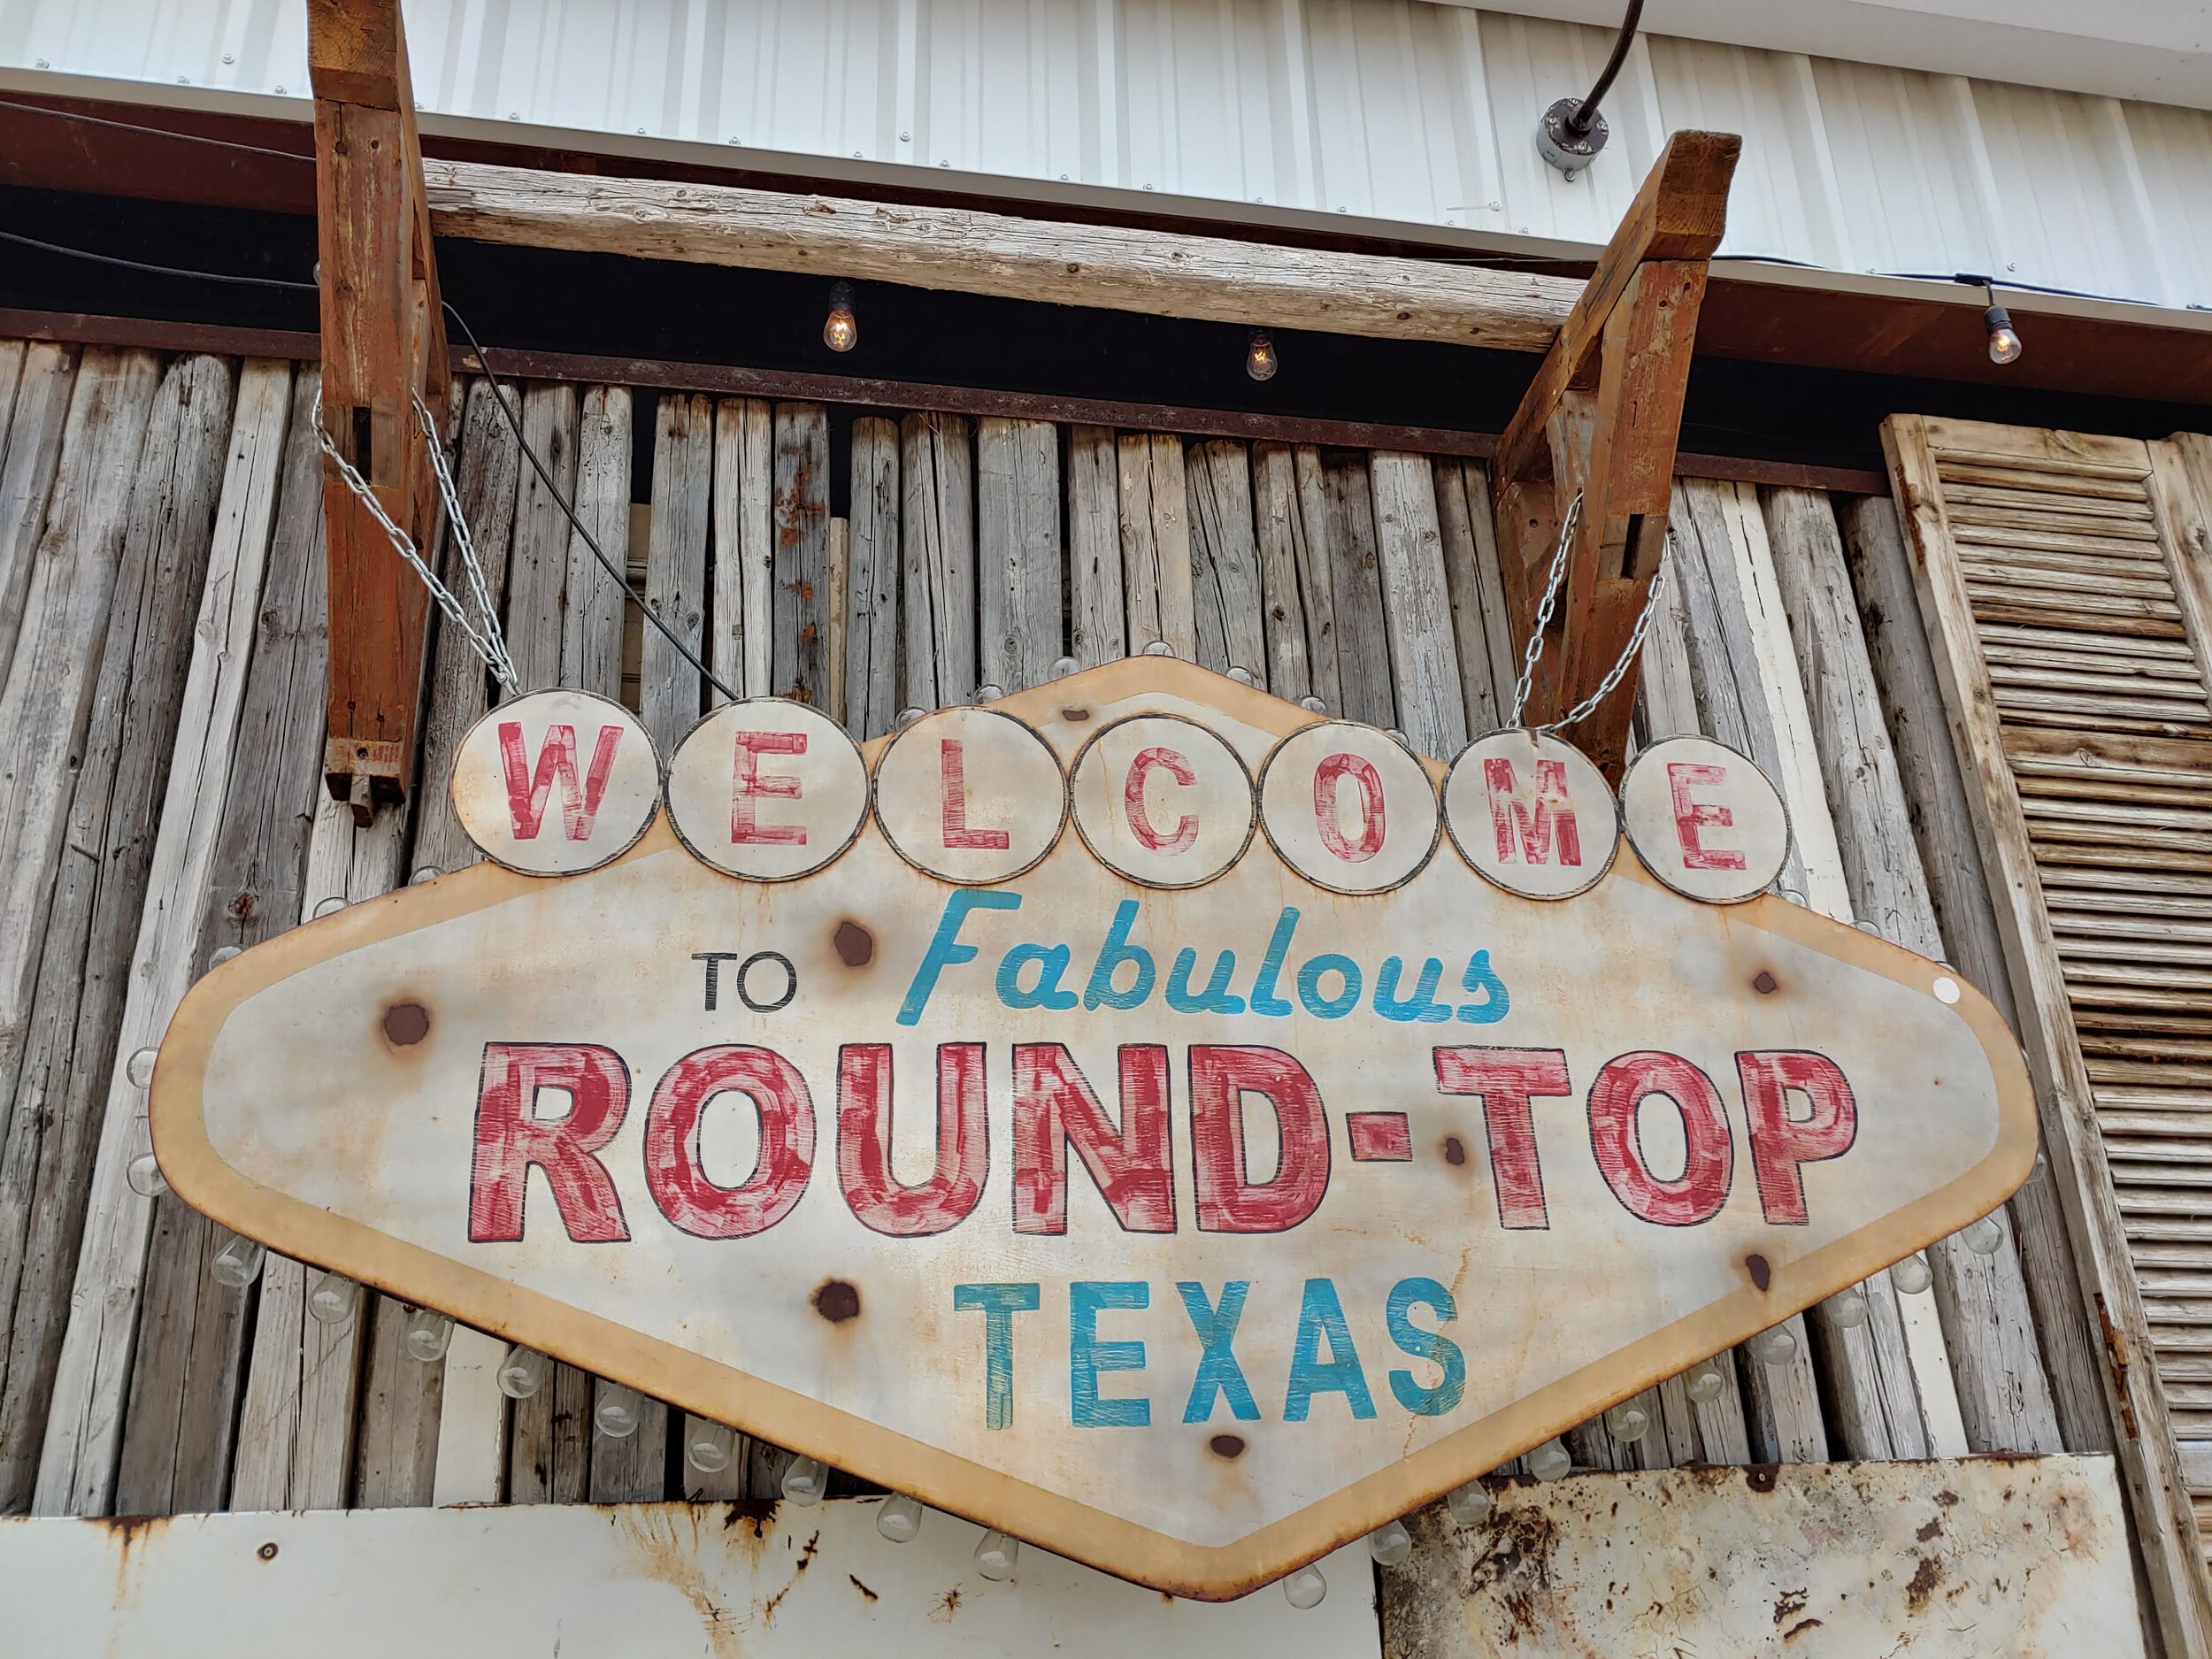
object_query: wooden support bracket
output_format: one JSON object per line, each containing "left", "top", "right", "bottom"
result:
{"left": 1493, "top": 130, "right": 1740, "bottom": 778}
{"left": 311, "top": 0, "right": 449, "bottom": 818}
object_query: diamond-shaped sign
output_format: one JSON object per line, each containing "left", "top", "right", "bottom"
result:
{"left": 149, "top": 661, "right": 2033, "bottom": 1599}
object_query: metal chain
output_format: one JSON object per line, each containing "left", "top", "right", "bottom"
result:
{"left": 311, "top": 390, "right": 519, "bottom": 691}
{"left": 1505, "top": 488, "right": 1666, "bottom": 736}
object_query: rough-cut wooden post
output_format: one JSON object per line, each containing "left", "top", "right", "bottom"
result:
{"left": 846, "top": 417, "right": 900, "bottom": 738}
{"left": 310, "top": 0, "right": 449, "bottom": 812}
{"left": 1186, "top": 440, "right": 1265, "bottom": 680}
{"left": 978, "top": 418, "right": 1062, "bottom": 692}
{"left": 1067, "top": 425, "right": 1125, "bottom": 671}
{"left": 896, "top": 412, "right": 977, "bottom": 708}
{"left": 1118, "top": 433, "right": 1194, "bottom": 661}
{"left": 710, "top": 397, "right": 773, "bottom": 703}
{"left": 0, "top": 342, "right": 78, "bottom": 687}
{"left": 1371, "top": 452, "right": 1468, "bottom": 758}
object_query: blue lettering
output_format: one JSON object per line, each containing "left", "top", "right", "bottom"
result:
{"left": 1071, "top": 1280, "right": 1150, "bottom": 1427}
{"left": 1285, "top": 1278, "right": 1376, "bottom": 1421}
{"left": 1248, "top": 908, "right": 1299, "bottom": 1017}
{"left": 1166, "top": 948, "right": 1247, "bottom": 1015}
{"left": 900, "top": 889, "right": 1022, "bottom": 1026}
{"left": 1457, "top": 949, "right": 1510, "bottom": 1024}
{"left": 1296, "top": 954, "right": 1363, "bottom": 1019}
{"left": 1083, "top": 900, "right": 1156, "bottom": 1010}
{"left": 1374, "top": 956, "right": 1454, "bottom": 1024}
{"left": 1177, "top": 1281, "right": 1259, "bottom": 1424}
{"left": 954, "top": 1281, "right": 1041, "bottom": 1430}
{"left": 1386, "top": 1277, "right": 1467, "bottom": 1417}
{"left": 997, "top": 941, "right": 1079, "bottom": 1010}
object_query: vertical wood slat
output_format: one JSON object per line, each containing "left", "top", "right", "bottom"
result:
{"left": 1067, "top": 424, "right": 1125, "bottom": 672}
{"left": 902, "top": 412, "right": 978, "bottom": 707}
{"left": 1118, "top": 433, "right": 1194, "bottom": 662}
{"left": 1250, "top": 442, "right": 1310, "bottom": 702}
{"left": 503, "top": 384, "right": 579, "bottom": 696}
{"left": 1767, "top": 483, "right": 2062, "bottom": 1456}
{"left": 772, "top": 403, "right": 830, "bottom": 708}
{"left": 1434, "top": 457, "right": 1518, "bottom": 736}
{"left": 507, "top": 1354, "right": 591, "bottom": 1506}
{"left": 1371, "top": 452, "right": 1469, "bottom": 759}
{"left": 978, "top": 417, "right": 1063, "bottom": 692}
{"left": 846, "top": 416, "right": 900, "bottom": 738}
{"left": 707, "top": 397, "right": 772, "bottom": 703}
{"left": 0, "top": 342, "right": 79, "bottom": 690}
{"left": 826, "top": 516, "right": 849, "bottom": 724}
{"left": 642, "top": 392, "right": 712, "bottom": 748}
{"left": 1310, "top": 449, "right": 1394, "bottom": 726}
{"left": 1839, "top": 493, "right": 2115, "bottom": 1456}
{"left": 1187, "top": 439, "right": 1266, "bottom": 680}
{"left": 1286, "top": 447, "right": 1345, "bottom": 717}
{"left": 565, "top": 385, "right": 631, "bottom": 703}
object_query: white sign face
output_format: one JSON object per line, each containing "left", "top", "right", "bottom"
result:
{"left": 1621, "top": 736, "right": 1791, "bottom": 903}
{"left": 1442, "top": 730, "right": 1618, "bottom": 901}
{"left": 1257, "top": 722, "right": 1439, "bottom": 895}
{"left": 1071, "top": 714, "right": 1256, "bottom": 888}
{"left": 153, "top": 662, "right": 2033, "bottom": 1602}
{"left": 873, "top": 707, "right": 1068, "bottom": 884}
{"left": 665, "top": 700, "right": 869, "bottom": 881}
{"left": 449, "top": 689, "right": 660, "bottom": 874}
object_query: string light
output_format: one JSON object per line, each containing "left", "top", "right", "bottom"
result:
{"left": 876, "top": 1493, "right": 925, "bottom": 1542}
{"left": 1684, "top": 1362, "right": 1727, "bottom": 1404}
{"left": 307, "top": 1270, "right": 359, "bottom": 1326}
{"left": 1368, "top": 1517, "right": 1412, "bottom": 1566}
{"left": 496, "top": 1344, "right": 548, "bottom": 1399}
{"left": 1282, "top": 1564, "right": 1327, "bottom": 1609}
{"left": 823, "top": 281, "right": 858, "bottom": 353}
{"left": 595, "top": 1385, "right": 643, "bottom": 1439}
{"left": 126, "top": 1048, "right": 157, "bottom": 1088}
{"left": 1893, "top": 1253, "right": 1933, "bottom": 1294}
{"left": 1829, "top": 1286, "right": 1870, "bottom": 1329}
{"left": 1985, "top": 296, "right": 2024, "bottom": 365}
{"left": 1245, "top": 329, "right": 1279, "bottom": 381}
{"left": 973, "top": 1530, "right": 1018, "bottom": 1580}
{"left": 210, "top": 1235, "right": 265, "bottom": 1288}
{"left": 1527, "top": 1440, "right": 1573, "bottom": 1482}
{"left": 1602, "top": 1400, "right": 1651, "bottom": 1442}
{"left": 1446, "top": 1479, "right": 1492, "bottom": 1527}
{"left": 1750, "top": 1325, "right": 1798, "bottom": 1366}
{"left": 781, "top": 1454, "right": 827, "bottom": 1504}
{"left": 403, "top": 1308, "right": 454, "bottom": 1362}
{"left": 687, "top": 1420, "right": 737, "bottom": 1474}
{"left": 1962, "top": 1213, "right": 2006, "bottom": 1255}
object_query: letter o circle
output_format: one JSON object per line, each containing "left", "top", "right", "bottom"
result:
{"left": 1257, "top": 721, "right": 1439, "bottom": 894}
{"left": 1069, "top": 713, "right": 1255, "bottom": 888}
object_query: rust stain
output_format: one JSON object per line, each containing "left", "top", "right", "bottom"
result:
{"left": 1774, "top": 1587, "right": 1808, "bottom": 1624}
{"left": 1442, "top": 1135, "right": 1468, "bottom": 1166}
{"left": 1753, "top": 970, "right": 1779, "bottom": 995}
{"left": 1783, "top": 1618, "right": 1824, "bottom": 1642}
{"left": 1916, "top": 1517, "right": 1943, "bottom": 1542}
{"left": 849, "top": 1573, "right": 879, "bottom": 1602}
{"left": 380, "top": 999, "right": 430, "bottom": 1047}
{"left": 257, "top": 1540, "right": 279, "bottom": 1562}
{"left": 2096, "top": 1294, "right": 2140, "bottom": 1438}
{"left": 1745, "top": 1465, "right": 1779, "bottom": 1494}
{"left": 1061, "top": 705, "right": 1093, "bottom": 722}
{"left": 1905, "top": 1555, "right": 1942, "bottom": 1614}
{"left": 1746, "top": 1253, "right": 1772, "bottom": 1291}
{"left": 814, "top": 1279, "right": 862, "bottom": 1322}
{"left": 930, "top": 1586, "right": 964, "bottom": 1623}
{"left": 833, "top": 919, "right": 875, "bottom": 968}
{"left": 99, "top": 1515, "right": 165, "bottom": 1552}
{"left": 1209, "top": 1433, "right": 1246, "bottom": 1460}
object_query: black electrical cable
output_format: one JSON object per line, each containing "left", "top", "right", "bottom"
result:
{"left": 0, "top": 96, "right": 315, "bottom": 165}
{"left": 0, "top": 224, "right": 318, "bottom": 291}
{"left": 1567, "top": 0, "right": 1645, "bottom": 138}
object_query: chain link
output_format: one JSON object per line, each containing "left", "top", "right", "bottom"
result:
{"left": 1505, "top": 488, "right": 1666, "bottom": 736}
{"left": 312, "top": 390, "right": 518, "bottom": 691}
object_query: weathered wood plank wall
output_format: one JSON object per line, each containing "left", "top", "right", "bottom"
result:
{"left": 0, "top": 341, "right": 2105, "bottom": 1543}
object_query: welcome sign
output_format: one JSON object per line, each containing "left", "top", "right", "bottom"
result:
{"left": 149, "top": 660, "right": 2034, "bottom": 1599}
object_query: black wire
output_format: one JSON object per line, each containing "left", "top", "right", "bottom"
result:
{"left": 0, "top": 96, "right": 315, "bottom": 165}
{"left": 1568, "top": 0, "right": 1645, "bottom": 136}
{"left": 0, "top": 225, "right": 318, "bottom": 291}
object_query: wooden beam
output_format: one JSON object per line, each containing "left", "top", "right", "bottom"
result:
{"left": 422, "top": 158, "right": 1579, "bottom": 354}
{"left": 311, "top": 0, "right": 448, "bottom": 816}
{"left": 1492, "top": 132, "right": 1740, "bottom": 775}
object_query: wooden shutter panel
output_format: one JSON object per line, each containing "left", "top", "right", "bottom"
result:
{"left": 1886, "top": 413, "right": 2212, "bottom": 1656}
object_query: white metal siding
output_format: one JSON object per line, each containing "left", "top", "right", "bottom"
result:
{"left": 5, "top": 0, "right": 2212, "bottom": 313}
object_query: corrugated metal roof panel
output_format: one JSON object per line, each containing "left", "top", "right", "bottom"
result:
{"left": 5, "top": 0, "right": 2212, "bottom": 316}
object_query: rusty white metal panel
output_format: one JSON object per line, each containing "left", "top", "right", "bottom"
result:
{"left": 5, "top": 0, "right": 2212, "bottom": 309}
{"left": 0, "top": 1497, "right": 1380, "bottom": 1655}
{"left": 1381, "top": 1454, "right": 2145, "bottom": 1658}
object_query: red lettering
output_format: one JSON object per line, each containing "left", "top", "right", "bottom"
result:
{"left": 1432, "top": 1048, "right": 1571, "bottom": 1229}
{"left": 1739, "top": 1051, "right": 1858, "bottom": 1224}
{"left": 940, "top": 738, "right": 1010, "bottom": 850}
{"left": 837, "top": 1043, "right": 987, "bottom": 1236}
{"left": 1191, "top": 1046, "right": 1330, "bottom": 1233}
{"left": 1313, "top": 754, "right": 1386, "bottom": 863}
{"left": 1483, "top": 757, "right": 1582, "bottom": 867}
{"left": 732, "top": 730, "right": 808, "bottom": 844}
{"left": 469, "top": 1042, "right": 631, "bottom": 1242}
{"left": 498, "top": 721, "right": 624, "bottom": 841}
{"left": 643, "top": 1046, "right": 815, "bottom": 1239}
{"left": 1125, "top": 747, "right": 1199, "bottom": 854}
{"left": 1011, "top": 1044, "right": 1173, "bottom": 1233}
{"left": 1668, "top": 762, "right": 1745, "bottom": 871}
{"left": 1587, "top": 1052, "right": 1733, "bottom": 1226}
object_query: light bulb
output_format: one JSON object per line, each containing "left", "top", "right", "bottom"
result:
{"left": 307, "top": 1271, "right": 358, "bottom": 1326}
{"left": 876, "top": 1493, "right": 925, "bottom": 1543}
{"left": 1685, "top": 1363, "right": 1727, "bottom": 1405}
{"left": 1246, "top": 329, "right": 1279, "bottom": 382}
{"left": 1446, "top": 1479, "right": 1493, "bottom": 1527}
{"left": 1385, "top": 728, "right": 1409, "bottom": 747}
{"left": 1049, "top": 656, "right": 1079, "bottom": 680}
{"left": 781, "top": 1454, "right": 826, "bottom": 1504}
{"left": 1893, "top": 1253, "right": 1933, "bottom": 1294}
{"left": 1298, "top": 695, "right": 1326, "bottom": 714}
{"left": 1962, "top": 1214, "right": 2005, "bottom": 1255}
{"left": 595, "top": 1385, "right": 643, "bottom": 1439}
{"left": 1141, "top": 640, "right": 1174, "bottom": 657}
{"left": 1603, "top": 1401, "right": 1651, "bottom": 1442}
{"left": 1829, "top": 1286, "right": 1870, "bottom": 1329}
{"left": 824, "top": 281, "right": 858, "bottom": 353}
{"left": 1368, "top": 1517, "right": 1412, "bottom": 1566}
{"left": 687, "top": 1420, "right": 736, "bottom": 1475}
{"left": 1750, "top": 1325, "right": 1798, "bottom": 1367}
{"left": 403, "top": 1308, "right": 453, "bottom": 1362}
{"left": 1225, "top": 665, "right": 1257, "bottom": 687}
{"left": 1984, "top": 303, "right": 2023, "bottom": 365}
{"left": 312, "top": 895, "right": 346, "bottom": 918}
{"left": 209, "top": 944, "right": 241, "bottom": 968}
{"left": 126, "top": 1151, "right": 168, "bottom": 1198}
{"left": 1282, "top": 1564, "right": 1327, "bottom": 1609}
{"left": 210, "top": 1236, "right": 265, "bottom": 1289}
{"left": 127, "top": 1048, "right": 157, "bottom": 1089}
{"left": 972, "top": 683, "right": 1005, "bottom": 703}
{"left": 496, "top": 1344, "right": 548, "bottom": 1400}
{"left": 973, "top": 1529, "right": 1018, "bottom": 1580}
{"left": 410, "top": 864, "right": 440, "bottom": 886}
{"left": 1527, "top": 1440, "right": 1572, "bottom": 1482}
{"left": 895, "top": 707, "right": 926, "bottom": 729}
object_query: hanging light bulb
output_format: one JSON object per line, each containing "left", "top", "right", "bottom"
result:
{"left": 126, "top": 1149, "right": 168, "bottom": 1198}
{"left": 1446, "top": 1479, "right": 1493, "bottom": 1527}
{"left": 1368, "top": 1517, "right": 1413, "bottom": 1566}
{"left": 781, "top": 1454, "right": 826, "bottom": 1505}
{"left": 1962, "top": 1213, "right": 2006, "bottom": 1255}
{"left": 1603, "top": 1400, "right": 1651, "bottom": 1442}
{"left": 496, "top": 1344, "right": 548, "bottom": 1400}
{"left": 1049, "top": 656, "right": 1079, "bottom": 680}
{"left": 1829, "top": 1286, "right": 1870, "bottom": 1329}
{"left": 687, "top": 1420, "right": 736, "bottom": 1475}
{"left": 312, "top": 896, "right": 347, "bottom": 918}
{"left": 1246, "top": 329, "right": 1279, "bottom": 382}
{"left": 1527, "top": 1440, "right": 1573, "bottom": 1482}
{"left": 1893, "top": 1252, "right": 1934, "bottom": 1294}
{"left": 895, "top": 707, "right": 926, "bottom": 729}
{"left": 1985, "top": 302, "right": 2023, "bottom": 365}
{"left": 823, "top": 281, "right": 858, "bottom": 353}
{"left": 876, "top": 1493, "right": 926, "bottom": 1543}
{"left": 1750, "top": 1325, "right": 1798, "bottom": 1367}
{"left": 1685, "top": 1362, "right": 1727, "bottom": 1405}
{"left": 595, "top": 1385, "right": 643, "bottom": 1439}
{"left": 126, "top": 1047, "right": 157, "bottom": 1089}
{"left": 1282, "top": 1563, "right": 1328, "bottom": 1609}
{"left": 972, "top": 1529, "right": 1018, "bottom": 1581}
{"left": 210, "top": 1236, "right": 265, "bottom": 1289}
{"left": 1298, "top": 695, "right": 1326, "bottom": 714}
{"left": 403, "top": 1307, "right": 454, "bottom": 1362}
{"left": 307, "top": 1271, "right": 358, "bottom": 1326}
{"left": 208, "top": 944, "right": 241, "bottom": 968}
{"left": 1141, "top": 640, "right": 1175, "bottom": 658}
{"left": 972, "top": 683, "right": 1005, "bottom": 704}
{"left": 1225, "top": 665, "right": 1257, "bottom": 687}
{"left": 410, "top": 864, "right": 440, "bottom": 886}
